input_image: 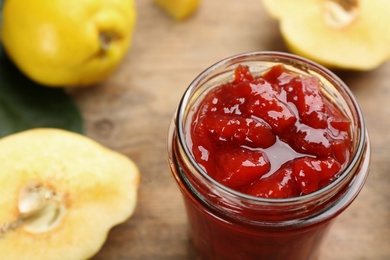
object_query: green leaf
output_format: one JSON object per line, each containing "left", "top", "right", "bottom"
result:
{"left": 0, "top": 49, "right": 84, "bottom": 138}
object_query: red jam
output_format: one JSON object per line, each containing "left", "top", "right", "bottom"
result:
{"left": 168, "top": 53, "right": 369, "bottom": 260}
{"left": 190, "top": 64, "right": 352, "bottom": 198}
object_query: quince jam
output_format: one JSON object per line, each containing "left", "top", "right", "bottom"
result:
{"left": 190, "top": 64, "right": 352, "bottom": 198}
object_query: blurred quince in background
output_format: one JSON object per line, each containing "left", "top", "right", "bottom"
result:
{"left": 262, "top": 0, "right": 390, "bottom": 70}
{"left": 1, "top": 0, "right": 136, "bottom": 87}
{"left": 154, "top": 0, "right": 201, "bottom": 20}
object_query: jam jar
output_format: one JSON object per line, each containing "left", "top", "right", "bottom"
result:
{"left": 167, "top": 51, "right": 370, "bottom": 260}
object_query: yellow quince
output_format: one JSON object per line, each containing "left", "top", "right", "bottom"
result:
{"left": 0, "top": 128, "right": 140, "bottom": 259}
{"left": 1, "top": 0, "right": 137, "bottom": 87}
{"left": 262, "top": 0, "right": 390, "bottom": 70}
{"left": 155, "top": 0, "right": 201, "bottom": 20}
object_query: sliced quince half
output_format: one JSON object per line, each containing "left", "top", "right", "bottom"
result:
{"left": 155, "top": 0, "right": 201, "bottom": 20}
{"left": 0, "top": 129, "right": 140, "bottom": 260}
{"left": 262, "top": 0, "right": 390, "bottom": 70}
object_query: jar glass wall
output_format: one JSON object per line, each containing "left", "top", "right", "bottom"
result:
{"left": 167, "top": 51, "right": 370, "bottom": 260}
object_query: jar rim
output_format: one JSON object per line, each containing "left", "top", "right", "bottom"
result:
{"left": 176, "top": 51, "right": 367, "bottom": 205}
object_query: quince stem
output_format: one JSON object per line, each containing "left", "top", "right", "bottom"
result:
{"left": 99, "top": 31, "right": 116, "bottom": 51}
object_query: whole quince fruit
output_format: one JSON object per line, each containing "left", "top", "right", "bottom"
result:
{"left": 0, "top": 128, "right": 140, "bottom": 259}
{"left": 1, "top": 0, "right": 136, "bottom": 87}
{"left": 262, "top": 0, "right": 390, "bottom": 70}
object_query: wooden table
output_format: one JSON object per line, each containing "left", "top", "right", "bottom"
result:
{"left": 72, "top": 1, "right": 390, "bottom": 259}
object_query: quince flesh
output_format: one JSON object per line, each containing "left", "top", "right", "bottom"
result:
{"left": 155, "top": 0, "right": 201, "bottom": 20}
{"left": 0, "top": 129, "right": 140, "bottom": 260}
{"left": 1, "top": 0, "right": 136, "bottom": 87}
{"left": 262, "top": 0, "right": 390, "bottom": 70}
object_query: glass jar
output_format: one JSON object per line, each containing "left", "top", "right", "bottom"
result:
{"left": 167, "top": 51, "right": 370, "bottom": 260}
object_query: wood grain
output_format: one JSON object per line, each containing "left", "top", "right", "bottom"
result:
{"left": 70, "top": 1, "right": 390, "bottom": 259}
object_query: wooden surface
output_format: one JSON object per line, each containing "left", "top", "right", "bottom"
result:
{"left": 71, "top": 1, "right": 390, "bottom": 259}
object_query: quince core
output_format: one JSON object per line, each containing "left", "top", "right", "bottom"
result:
{"left": 0, "top": 129, "right": 140, "bottom": 260}
{"left": 262, "top": 0, "right": 390, "bottom": 70}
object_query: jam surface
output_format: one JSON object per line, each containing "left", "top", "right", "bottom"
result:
{"left": 190, "top": 64, "right": 352, "bottom": 198}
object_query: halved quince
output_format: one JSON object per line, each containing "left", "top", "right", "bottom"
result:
{"left": 155, "top": 0, "right": 201, "bottom": 20}
{"left": 262, "top": 0, "right": 390, "bottom": 70}
{"left": 0, "top": 129, "right": 140, "bottom": 259}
